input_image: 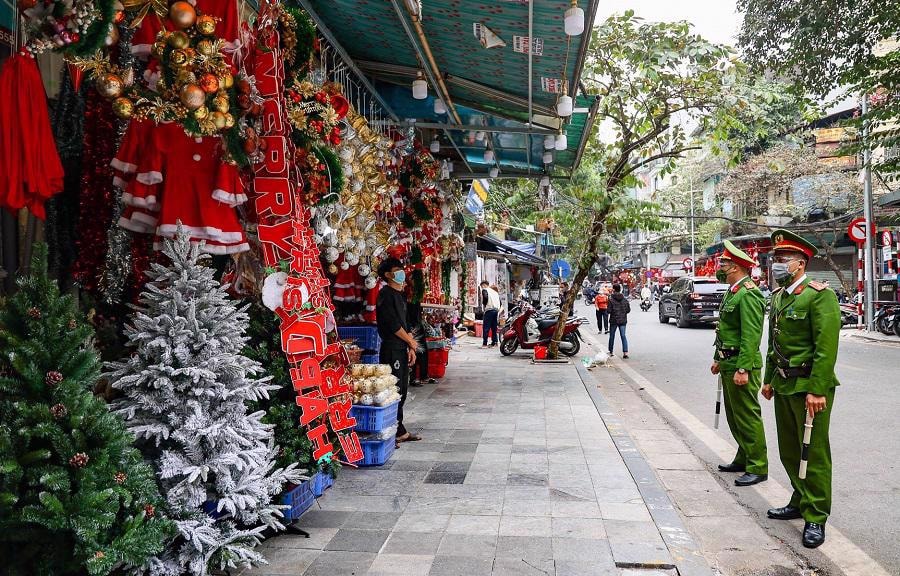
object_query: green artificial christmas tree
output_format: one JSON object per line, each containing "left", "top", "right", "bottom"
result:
{"left": 0, "top": 244, "right": 173, "bottom": 576}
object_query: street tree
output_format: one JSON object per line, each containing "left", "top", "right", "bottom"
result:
{"left": 546, "top": 13, "right": 743, "bottom": 357}
{"left": 738, "top": 0, "right": 900, "bottom": 174}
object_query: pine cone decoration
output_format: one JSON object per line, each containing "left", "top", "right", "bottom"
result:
{"left": 45, "top": 371, "right": 63, "bottom": 386}
{"left": 114, "top": 471, "right": 127, "bottom": 485}
{"left": 144, "top": 504, "right": 156, "bottom": 517}
{"left": 50, "top": 403, "right": 68, "bottom": 419}
{"left": 27, "top": 307, "right": 41, "bottom": 318}
{"left": 69, "top": 452, "right": 90, "bottom": 468}
{"left": 94, "top": 551, "right": 105, "bottom": 560}
{"left": 67, "top": 319, "right": 77, "bottom": 330}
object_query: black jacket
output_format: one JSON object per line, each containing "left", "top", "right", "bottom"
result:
{"left": 608, "top": 293, "right": 630, "bottom": 325}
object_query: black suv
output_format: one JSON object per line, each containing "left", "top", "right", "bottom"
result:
{"left": 659, "top": 276, "right": 729, "bottom": 328}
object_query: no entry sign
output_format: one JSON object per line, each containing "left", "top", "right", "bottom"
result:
{"left": 847, "top": 218, "right": 871, "bottom": 244}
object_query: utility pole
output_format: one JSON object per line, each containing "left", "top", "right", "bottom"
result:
{"left": 862, "top": 96, "right": 876, "bottom": 331}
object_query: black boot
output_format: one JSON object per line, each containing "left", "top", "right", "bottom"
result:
{"left": 767, "top": 505, "right": 802, "bottom": 520}
{"left": 717, "top": 461, "right": 744, "bottom": 473}
{"left": 802, "top": 522, "right": 825, "bottom": 548}
{"left": 734, "top": 473, "right": 767, "bottom": 486}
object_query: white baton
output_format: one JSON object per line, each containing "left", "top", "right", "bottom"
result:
{"left": 799, "top": 412, "right": 814, "bottom": 479}
{"left": 714, "top": 375, "right": 723, "bottom": 429}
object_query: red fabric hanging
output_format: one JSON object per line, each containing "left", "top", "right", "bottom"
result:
{"left": 0, "top": 53, "right": 65, "bottom": 219}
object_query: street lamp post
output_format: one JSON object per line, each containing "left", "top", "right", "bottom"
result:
{"left": 690, "top": 182, "right": 696, "bottom": 276}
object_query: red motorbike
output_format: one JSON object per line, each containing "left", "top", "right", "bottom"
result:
{"left": 499, "top": 302, "right": 585, "bottom": 357}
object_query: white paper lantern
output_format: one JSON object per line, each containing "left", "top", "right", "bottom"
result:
{"left": 543, "top": 151, "right": 553, "bottom": 164}
{"left": 557, "top": 94, "right": 573, "bottom": 117}
{"left": 544, "top": 135, "right": 555, "bottom": 149}
{"left": 564, "top": 1, "right": 585, "bottom": 36}
{"left": 434, "top": 99, "right": 446, "bottom": 114}
{"left": 555, "top": 132, "right": 568, "bottom": 150}
{"left": 430, "top": 138, "right": 440, "bottom": 153}
{"left": 489, "top": 167, "right": 499, "bottom": 178}
{"left": 412, "top": 71, "right": 427, "bottom": 99}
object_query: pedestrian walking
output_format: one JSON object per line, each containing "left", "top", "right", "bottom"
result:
{"left": 376, "top": 258, "right": 422, "bottom": 444}
{"left": 594, "top": 289, "right": 609, "bottom": 334}
{"left": 607, "top": 284, "right": 630, "bottom": 358}
{"left": 407, "top": 301, "right": 435, "bottom": 387}
{"left": 761, "top": 229, "right": 840, "bottom": 549}
{"left": 480, "top": 281, "right": 501, "bottom": 347}
{"left": 710, "top": 240, "right": 768, "bottom": 487}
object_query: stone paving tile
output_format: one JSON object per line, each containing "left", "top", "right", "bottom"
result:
{"left": 367, "top": 553, "right": 434, "bottom": 576}
{"left": 393, "top": 513, "right": 451, "bottom": 533}
{"left": 302, "top": 551, "right": 376, "bottom": 576}
{"left": 550, "top": 517, "right": 608, "bottom": 540}
{"left": 266, "top": 529, "right": 339, "bottom": 550}
{"left": 345, "top": 512, "right": 401, "bottom": 531}
{"left": 427, "top": 555, "right": 493, "bottom": 576}
{"left": 554, "top": 560, "right": 618, "bottom": 576}
{"left": 323, "top": 528, "right": 391, "bottom": 553}
{"left": 491, "top": 557, "right": 555, "bottom": 575}
{"left": 381, "top": 531, "right": 443, "bottom": 555}
{"left": 445, "top": 514, "right": 500, "bottom": 535}
{"left": 498, "top": 515, "right": 552, "bottom": 537}
{"left": 495, "top": 535, "right": 554, "bottom": 562}
{"left": 436, "top": 533, "right": 498, "bottom": 558}
{"left": 597, "top": 503, "right": 652, "bottom": 522}
{"left": 295, "top": 509, "right": 353, "bottom": 529}
{"left": 241, "top": 548, "right": 320, "bottom": 575}
{"left": 452, "top": 496, "right": 504, "bottom": 516}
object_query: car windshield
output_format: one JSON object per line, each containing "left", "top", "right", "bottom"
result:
{"left": 693, "top": 281, "right": 729, "bottom": 293}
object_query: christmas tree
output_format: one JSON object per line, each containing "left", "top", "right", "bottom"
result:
{"left": 0, "top": 244, "right": 173, "bottom": 576}
{"left": 105, "top": 231, "right": 302, "bottom": 576}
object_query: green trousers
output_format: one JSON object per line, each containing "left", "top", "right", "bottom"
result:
{"left": 721, "top": 369, "right": 768, "bottom": 474}
{"left": 774, "top": 388, "right": 834, "bottom": 524}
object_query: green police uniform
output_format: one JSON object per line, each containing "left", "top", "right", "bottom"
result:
{"left": 715, "top": 272, "right": 768, "bottom": 475}
{"left": 765, "top": 230, "right": 841, "bottom": 525}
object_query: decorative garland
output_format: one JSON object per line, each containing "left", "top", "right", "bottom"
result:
{"left": 19, "top": 0, "right": 118, "bottom": 57}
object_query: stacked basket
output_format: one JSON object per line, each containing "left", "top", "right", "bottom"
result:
{"left": 338, "top": 326, "right": 382, "bottom": 364}
{"left": 349, "top": 363, "right": 400, "bottom": 467}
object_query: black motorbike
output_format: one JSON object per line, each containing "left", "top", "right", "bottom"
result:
{"left": 640, "top": 297, "right": 652, "bottom": 312}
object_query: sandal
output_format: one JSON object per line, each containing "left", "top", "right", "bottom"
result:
{"left": 396, "top": 432, "right": 422, "bottom": 443}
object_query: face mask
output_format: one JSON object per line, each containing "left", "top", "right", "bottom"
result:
{"left": 392, "top": 270, "right": 406, "bottom": 284}
{"left": 715, "top": 268, "right": 729, "bottom": 283}
{"left": 771, "top": 262, "right": 794, "bottom": 286}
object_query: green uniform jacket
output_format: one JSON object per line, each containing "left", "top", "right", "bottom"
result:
{"left": 714, "top": 277, "right": 765, "bottom": 370}
{"left": 764, "top": 277, "right": 841, "bottom": 396}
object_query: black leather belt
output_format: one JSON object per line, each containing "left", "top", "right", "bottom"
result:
{"left": 716, "top": 349, "right": 738, "bottom": 360}
{"left": 777, "top": 365, "right": 811, "bottom": 379}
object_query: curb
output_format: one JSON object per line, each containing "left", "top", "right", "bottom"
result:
{"left": 575, "top": 361, "right": 716, "bottom": 576}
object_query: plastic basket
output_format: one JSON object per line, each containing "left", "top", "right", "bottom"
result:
{"left": 427, "top": 362, "right": 447, "bottom": 378}
{"left": 350, "top": 401, "right": 399, "bottom": 433}
{"left": 425, "top": 337, "right": 449, "bottom": 350}
{"left": 427, "top": 347, "right": 449, "bottom": 366}
{"left": 534, "top": 345, "right": 548, "bottom": 360}
{"left": 281, "top": 479, "right": 315, "bottom": 520}
{"left": 337, "top": 326, "right": 381, "bottom": 351}
{"left": 201, "top": 500, "right": 226, "bottom": 519}
{"left": 359, "top": 437, "right": 396, "bottom": 467}
{"left": 360, "top": 353, "right": 380, "bottom": 364}
{"left": 312, "top": 471, "right": 334, "bottom": 497}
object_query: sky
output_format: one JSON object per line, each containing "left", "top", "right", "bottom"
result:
{"left": 593, "top": 0, "right": 743, "bottom": 48}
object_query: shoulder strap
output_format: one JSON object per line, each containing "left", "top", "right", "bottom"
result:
{"left": 808, "top": 280, "right": 827, "bottom": 291}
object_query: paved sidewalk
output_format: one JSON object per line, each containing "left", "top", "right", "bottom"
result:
{"left": 243, "top": 337, "right": 714, "bottom": 576}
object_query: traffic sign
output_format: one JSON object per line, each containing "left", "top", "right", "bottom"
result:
{"left": 682, "top": 257, "right": 693, "bottom": 271}
{"left": 881, "top": 230, "right": 893, "bottom": 246}
{"left": 847, "top": 218, "right": 870, "bottom": 244}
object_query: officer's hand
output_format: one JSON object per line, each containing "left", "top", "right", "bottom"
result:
{"left": 407, "top": 348, "right": 416, "bottom": 365}
{"left": 710, "top": 362, "right": 720, "bottom": 375}
{"left": 761, "top": 384, "right": 774, "bottom": 400}
{"left": 733, "top": 371, "right": 749, "bottom": 386}
{"left": 806, "top": 394, "right": 827, "bottom": 417}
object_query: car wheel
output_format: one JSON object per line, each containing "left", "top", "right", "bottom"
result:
{"left": 676, "top": 305, "right": 691, "bottom": 328}
{"left": 658, "top": 304, "right": 669, "bottom": 324}
{"left": 500, "top": 337, "right": 518, "bottom": 356}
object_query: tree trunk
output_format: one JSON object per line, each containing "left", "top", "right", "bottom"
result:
{"left": 813, "top": 229, "right": 851, "bottom": 295}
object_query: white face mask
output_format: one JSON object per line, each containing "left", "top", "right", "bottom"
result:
{"left": 772, "top": 260, "right": 799, "bottom": 286}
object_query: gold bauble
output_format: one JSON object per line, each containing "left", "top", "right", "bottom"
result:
{"left": 199, "top": 73, "right": 219, "bottom": 93}
{"left": 193, "top": 106, "right": 209, "bottom": 120}
{"left": 209, "top": 111, "right": 227, "bottom": 130}
{"left": 328, "top": 264, "right": 338, "bottom": 275}
{"left": 196, "top": 39, "right": 216, "bottom": 56}
{"left": 200, "top": 119, "right": 217, "bottom": 134}
{"left": 168, "top": 1, "right": 197, "bottom": 30}
{"left": 223, "top": 113, "right": 235, "bottom": 128}
{"left": 112, "top": 97, "right": 134, "bottom": 119}
{"left": 96, "top": 73, "right": 124, "bottom": 99}
{"left": 212, "top": 94, "right": 229, "bottom": 112}
{"left": 167, "top": 30, "right": 190, "bottom": 49}
{"left": 169, "top": 49, "right": 188, "bottom": 67}
{"left": 179, "top": 84, "right": 206, "bottom": 110}
{"left": 152, "top": 41, "right": 166, "bottom": 58}
{"left": 220, "top": 73, "right": 234, "bottom": 89}
{"left": 196, "top": 14, "right": 217, "bottom": 35}
{"left": 104, "top": 24, "right": 119, "bottom": 47}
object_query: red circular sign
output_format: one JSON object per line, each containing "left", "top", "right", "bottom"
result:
{"left": 847, "top": 218, "right": 869, "bottom": 243}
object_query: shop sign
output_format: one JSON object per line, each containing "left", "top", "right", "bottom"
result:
{"left": 251, "top": 17, "right": 362, "bottom": 464}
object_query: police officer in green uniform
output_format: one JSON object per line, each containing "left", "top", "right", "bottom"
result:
{"left": 761, "top": 229, "right": 840, "bottom": 549}
{"left": 711, "top": 240, "right": 768, "bottom": 486}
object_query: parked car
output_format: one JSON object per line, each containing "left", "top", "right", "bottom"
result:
{"left": 658, "top": 276, "right": 729, "bottom": 328}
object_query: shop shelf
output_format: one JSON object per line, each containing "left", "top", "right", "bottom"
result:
{"left": 337, "top": 326, "right": 381, "bottom": 351}
{"left": 350, "top": 401, "right": 399, "bottom": 433}
{"left": 281, "top": 479, "right": 315, "bottom": 520}
{"left": 359, "top": 437, "right": 396, "bottom": 467}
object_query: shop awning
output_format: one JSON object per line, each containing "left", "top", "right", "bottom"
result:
{"left": 477, "top": 235, "right": 546, "bottom": 266}
{"left": 299, "top": 0, "right": 600, "bottom": 180}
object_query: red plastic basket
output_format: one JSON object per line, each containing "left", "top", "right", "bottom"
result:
{"left": 534, "top": 345, "right": 548, "bottom": 360}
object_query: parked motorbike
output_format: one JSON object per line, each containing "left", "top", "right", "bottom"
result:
{"left": 874, "top": 304, "right": 900, "bottom": 336}
{"left": 640, "top": 297, "right": 652, "bottom": 312}
{"left": 500, "top": 302, "right": 586, "bottom": 357}
{"left": 583, "top": 286, "right": 597, "bottom": 305}
{"left": 839, "top": 302, "right": 859, "bottom": 327}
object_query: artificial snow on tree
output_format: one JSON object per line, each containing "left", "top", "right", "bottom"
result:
{"left": 105, "top": 231, "right": 302, "bottom": 576}
{"left": 0, "top": 244, "right": 173, "bottom": 576}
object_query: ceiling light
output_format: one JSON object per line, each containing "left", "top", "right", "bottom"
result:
{"left": 434, "top": 99, "right": 446, "bottom": 114}
{"left": 543, "top": 151, "right": 553, "bottom": 164}
{"left": 540, "top": 176, "right": 550, "bottom": 187}
{"left": 564, "top": 0, "right": 585, "bottom": 36}
{"left": 544, "top": 135, "right": 555, "bottom": 149}
{"left": 430, "top": 137, "right": 440, "bottom": 153}
{"left": 556, "top": 88, "right": 573, "bottom": 118}
{"left": 555, "top": 131, "right": 568, "bottom": 151}
{"left": 412, "top": 70, "right": 427, "bottom": 100}
{"left": 484, "top": 149, "right": 495, "bottom": 163}
{"left": 489, "top": 167, "right": 499, "bottom": 178}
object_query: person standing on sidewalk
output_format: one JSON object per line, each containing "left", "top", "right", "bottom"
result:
{"left": 710, "top": 240, "right": 768, "bottom": 487}
{"left": 480, "top": 281, "right": 501, "bottom": 347}
{"left": 761, "top": 229, "right": 840, "bottom": 549}
{"left": 607, "top": 284, "right": 630, "bottom": 358}
{"left": 594, "top": 289, "right": 609, "bottom": 334}
{"left": 376, "top": 258, "right": 421, "bottom": 444}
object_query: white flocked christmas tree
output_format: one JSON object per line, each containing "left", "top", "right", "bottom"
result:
{"left": 105, "top": 230, "right": 303, "bottom": 576}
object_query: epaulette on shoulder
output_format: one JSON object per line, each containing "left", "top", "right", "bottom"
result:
{"left": 808, "top": 280, "right": 827, "bottom": 291}
{"left": 743, "top": 280, "right": 757, "bottom": 290}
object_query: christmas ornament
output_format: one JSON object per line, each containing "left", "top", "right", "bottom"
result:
{"left": 50, "top": 403, "right": 68, "bottom": 419}
{"left": 69, "top": 452, "right": 90, "bottom": 468}
{"left": 167, "top": 30, "right": 190, "bottom": 49}
{"left": 114, "top": 471, "right": 127, "bottom": 484}
{"left": 96, "top": 73, "right": 124, "bottom": 98}
{"left": 168, "top": 1, "right": 197, "bottom": 29}
{"left": 27, "top": 307, "right": 42, "bottom": 318}
{"left": 19, "top": 0, "right": 117, "bottom": 56}
{"left": 143, "top": 503, "right": 155, "bottom": 517}
{"left": 112, "top": 96, "right": 134, "bottom": 118}
{"left": 196, "top": 14, "right": 217, "bottom": 35}
{"left": 179, "top": 83, "right": 206, "bottom": 110}
{"left": 199, "top": 73, "right": 219, "bottom": 93}
{"left": 45, "top": 371, "right": 63, "bottom": 386}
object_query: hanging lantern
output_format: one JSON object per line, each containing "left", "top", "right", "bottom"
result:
{"left": 555, "top": 131, "right": 568, "bottom": 151}
{"left": 542, "top": 151, "right": 553, "bottom": 164}
{"left": 564, "top": 0, "right": 585, "bottom": 36}
{"left": 412, "top": 70, "right": 428, "bottom": 99}
{"left": 489, "top": 167, "right": 499, "bottom": 178}
{"left": 430, "top": 137, "right": 440, "bottom": 153}
{"left": 484, "top": 148, "right": 494, "bottom": 163}
{"left": 544, "top": 134, "right": 555, "bottom": 149}
{"left": 434, "top": 99, "right": 446, "bottom": 114}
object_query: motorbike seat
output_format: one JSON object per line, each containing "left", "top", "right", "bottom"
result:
{"left": 537, "top": 318, "right": 558, "bottom": 330}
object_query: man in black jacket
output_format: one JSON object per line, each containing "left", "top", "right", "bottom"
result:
{"left": 607, "top": 284, "right": 631, "bottom": 359}
{"left": 376, "top": 258, "right": 421, "bottom": 443}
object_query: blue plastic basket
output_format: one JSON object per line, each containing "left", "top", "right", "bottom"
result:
{"left": 360, "top": 353, "right": 380, "bottom": 364}
{"left": 281, "top": 479, "right": 315, "bottom": 520}
{"left": 350, "top": 401, "right": 399, "bottom": 433}
{"left": 312, "top": 471, "right": 334, "bottom": 497}
{"left": 359, "top": 437, "right": 396, "bottom": 467}
{"left": 201, "top": 500, "right": 226, "bottom": 519}
{"left": 338, "top": 326, "right": 382, "bottom": 351}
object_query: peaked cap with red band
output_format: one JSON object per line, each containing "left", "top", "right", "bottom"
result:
{"left": 719, "top": 239, "right": 757, "bottom": 269}
{"left": 770, "top": 228, "right": 818, "bottom": 260}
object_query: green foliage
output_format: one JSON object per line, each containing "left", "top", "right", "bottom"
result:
{"left": 738, "top": 0, "right": 900, "bottom": 173}
{"left": 314, "top": 145, "right": 345, "bottom": 204}
{"left": 0, "top": 245, "right": 173, "bottom": 576}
